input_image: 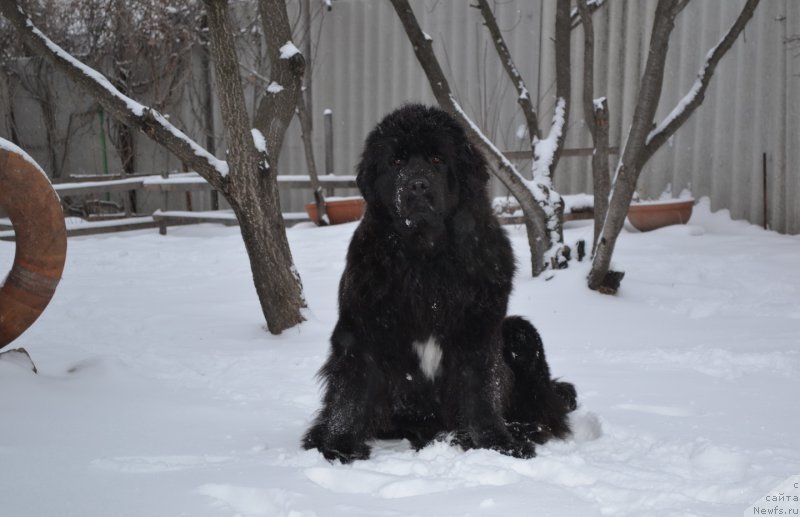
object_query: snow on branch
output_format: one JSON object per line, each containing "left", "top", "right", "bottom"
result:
{"left": 279, "top": 41, "right": 301, "bottom": 59}
{"left": 267, "top": 81, "right": 285, "bottom": 94}
{"left": 0, "top": 0, "right": 229, "bottom": 187}
{"left": 450, "top": 95, "right": 560, "bottom": 233}
{"left": 448, "top": 95, "right": 519, "bottom": 178}
{"left": 532, "top": 97, "right": 566, "bottom": 185}
{"left": 643, "top": 0, "right": 761, "bottom": 161}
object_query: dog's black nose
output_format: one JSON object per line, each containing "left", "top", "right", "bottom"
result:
{"left": 409, "top": 177, "right": 430, "bottom": 194}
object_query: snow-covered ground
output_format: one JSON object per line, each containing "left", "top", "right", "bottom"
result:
{"left": 1, "top": 198, "right": 798, "bottom": 516}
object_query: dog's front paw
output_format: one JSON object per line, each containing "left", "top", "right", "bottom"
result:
{"left": 495, "top": 438, "right": 536, "bottom": 459}
{"left": 319, "top": 440, "right": 371, "bottom": 464}
{"left": 484, "top": 430, "right": 536, "bottom": 459}
{"left": 452, "top": 427, "right": 536, "bottom": 459}
{"left": 303, "top": 426, "right": 371, "bottom": 464}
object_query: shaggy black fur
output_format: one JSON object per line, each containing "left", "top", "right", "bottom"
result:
{"left": 302, "top": 104, "right": 576, "bottom": 463}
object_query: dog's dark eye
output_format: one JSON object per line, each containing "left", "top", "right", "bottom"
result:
{"left": 392, "top": 157, "right": 404, "bottom": 166}
{"left": 430, "top": 156, "right": 442, "bottom": 164}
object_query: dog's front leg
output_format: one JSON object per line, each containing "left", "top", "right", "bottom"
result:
{"left": 302, "top": 323, "right": 384, "bottom": 463}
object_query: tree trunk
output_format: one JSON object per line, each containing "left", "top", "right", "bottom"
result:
{"left": 548, "top": 0, "right": 571, "bottom": 182}
{"left": 228, "top": 174, "right": 306, "bottom": 334}
{"left": 203, "top": 0, "right": 305, "bottom": 334}
{"left": 590, "top": 99, "right": 610, "bottom": 254}
{"left": 253, "top": 0, "right": 304, "bottom": 162}
{"left": 576, "top": 0, "right": 611, "bottom": 254}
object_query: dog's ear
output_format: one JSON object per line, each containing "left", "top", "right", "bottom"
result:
{"left": 355, "top": 158, "right": 376, "bottom": 205}
{"left": 457, "top": 138, "right": 490, "bottom": 197}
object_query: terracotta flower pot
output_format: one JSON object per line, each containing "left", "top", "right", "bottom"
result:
{"left": 627, "top": 198, "right": 694, "bottom": 232}
{"left": 305, "top": 197, "right": 366, "bottom": 226}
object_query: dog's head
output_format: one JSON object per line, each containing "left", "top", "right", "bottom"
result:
{"left": 356, "top": 104, "right": 489, "bottom": 248}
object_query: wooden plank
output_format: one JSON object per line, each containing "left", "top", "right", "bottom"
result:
{"left": 152, "top": 209, "right": 311, "bottom": 229}
{"left": 54, "top": 178, "right": 144, "bottom": 196}
{"left": 52, "top": 173, "right": 357, "bottom": 197}
{"left": 66, "top": 219, "right": 161, "bottom": 237}
{"left": 153, "top": 210, "right": 239, "bottom": 226}
{"left": 141, "top": 173, "right": 358, "bottom": 192}
{"left": 503, "top": 147, "right": 620, "bottom": 160}
{"left": 56, "top": 172, "right": 159, "bottom": 183}
{"left": 278, "top": 175, "right": 358, "bottom": 189}
{"left": 498, "top": 210, "right": 594, "bottom": 226}
{"left": 0, "top": 216, "right": 159, "bottom": 241}
{"left": 10, "top": 172, "right": 356, "bottom": 238}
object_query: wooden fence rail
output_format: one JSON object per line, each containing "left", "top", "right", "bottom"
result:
{"left": 1, "top": 145, "right": 608, "bottom": 241}
{"left": 0, "top": 172, "right": 358, "bottom": 240}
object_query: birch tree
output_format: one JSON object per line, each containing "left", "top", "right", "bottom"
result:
{"left": 0, "top": 0, "right": 307, "bottom": 334}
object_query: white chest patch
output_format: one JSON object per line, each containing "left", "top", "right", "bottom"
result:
{"left": 412, "top": 337, "right": 443, "bottom": 380}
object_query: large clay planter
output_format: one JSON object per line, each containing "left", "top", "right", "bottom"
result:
{"left": 627, "top": 198, "right": 694, "bottom": 232}
{"left": 305, "top": 197, "right": 366, "bottom": 226}
{"left": 0, "top": 143, "right": 67, "bottom": 349}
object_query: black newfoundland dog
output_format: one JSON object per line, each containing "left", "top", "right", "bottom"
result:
{"left": 303, "top": 104, "right": 576, "bottom": 463}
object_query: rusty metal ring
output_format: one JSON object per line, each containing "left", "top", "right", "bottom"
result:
{"left": 0, "top": 141, "right": 67, "bottom": 350}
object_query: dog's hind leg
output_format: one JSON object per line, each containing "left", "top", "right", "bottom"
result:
{"left": 501, "top": 316, "right": 577, "bottom": 444}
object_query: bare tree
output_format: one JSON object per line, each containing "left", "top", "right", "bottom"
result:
{"left": 575, "top": 0, "right": 611, "bottom": 254}
{"left": 587, "top": 0, "right": 761, "bottom": 293}
{"left": 389, "top": 0, "right": 572, "bottom": 276}
{"left": 0, "top": 0, "right": 307, "bottom": 334}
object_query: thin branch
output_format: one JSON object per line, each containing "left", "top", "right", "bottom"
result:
{"left": 576, "top": 0, "right": 610, "bottom": 254}
{"left": 548, "top": 0, "right": 571, "bottom": 179}
{"left": 672, "top": 0, "right": 692, "bottom": 17}
{"left": 253, "top": 0, "right": 306, "bottom": 164}
{"left": 577, "top": 0, "right": 596, "bottom": 139}
{"left": 569, "top": 0, "right": 605, "bottom": 29}
{"left": 474, "top": 0, "right": 538, "bottom": 143}
{"left": 642, "top": 0, "right": 761, "bottom": 163}
{"left": 295, "top": 96, "right": 328, "bottom": 225}
{"left": 203, "top": 0, "right": 269, "bottom": 182}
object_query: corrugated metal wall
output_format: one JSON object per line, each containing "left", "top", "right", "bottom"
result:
{"left": 282, "top": 0, "right": 798, "bottom": 233}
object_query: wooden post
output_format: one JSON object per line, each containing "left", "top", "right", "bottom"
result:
{"left": 762, "top": 152, "right": 768, "bottom": 230}
{"left": 201, "top": 13, "right": 219, "bottom": 211}
{"left": 122, "top": 190, "right": 132, "bottom": 216}
{"left": 324, "top": 109, "right": 334, "bottom": 196}
{"left": 301, "top": 0, "right": 313, "bottom": 131}
{"left": 159, "top": 171, "right": 169, "bottom": 235}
